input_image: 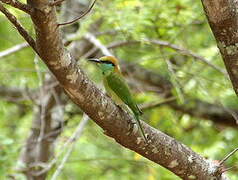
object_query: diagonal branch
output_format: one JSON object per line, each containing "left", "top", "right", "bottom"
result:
{"left": 23, "top": 1, "right": 228, "bottom": 179}
{"left": 0, "top": 0, "right": 32, "bottom": 14}
{"left": 84, "top": 32, "right": 113, "bottom": 56}
{"left": 0, "top": 3, "right": 37, "bottom": 53}
{"left": 0, "top": 42, "right": 29, "bottom": 59}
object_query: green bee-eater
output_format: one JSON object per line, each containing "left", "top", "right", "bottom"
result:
{"left": 89, "top": 56, "right": 147, "bottom": 142}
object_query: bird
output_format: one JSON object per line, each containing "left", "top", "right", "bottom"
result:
{"left": 88, "top": 56, "right": 147, "bottom": 142}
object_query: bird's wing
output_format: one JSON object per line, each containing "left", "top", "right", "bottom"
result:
{"left": 106, "top": 73, "right": 146, "bottom": 141}
{"left": 106, "top": 73, "right": 141, "bottom": 115}
{"left": 106, "top": 73, "right": 132, "bottom": 104}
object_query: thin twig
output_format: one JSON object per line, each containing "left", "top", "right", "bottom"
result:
{"left": 0, "top": 0, "right": 32, "bottom": 14}
{"left": 221, "top": 165, "right": 237, "bottom": 173}
{"left": 107, "top": 39, "right": 228, "bottom": 77}
{"left": 219, "top": 148, "right": 238, "bottom": 166}
{"left": 0, "top": 3, "right": 38, "bottom": 54}
{"left": 82, "top": 35, "right": 227, "bottom": 77}
{"left": 140, "top": 97, "right": 176, "bottom": 111}
{"left": 147, "top": 39, "right": 228, "bottom": 77}
{"left": 32, "top": 114, "right": 89, "bottom": 176}
{"left": 58, "top": 0, "right": 97, "bottom": 26}
{"left": 0, "top": 42, "right": 28, "bottom": 59}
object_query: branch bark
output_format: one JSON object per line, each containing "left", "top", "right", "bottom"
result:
{"left": 0, "top": 0, "right": 32, "bottom": 14}
{"left": 201, "top": 0, "right": 238, "bottom": 95}
{"left": 17, "top": 1, "right": 91, "bottom": 179}
{"left": 20, "top": 1, "right": 228, "bottom": 179}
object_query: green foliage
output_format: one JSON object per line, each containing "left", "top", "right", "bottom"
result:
{"left": 0, "top": 0, "right": 238, "bottom": 179}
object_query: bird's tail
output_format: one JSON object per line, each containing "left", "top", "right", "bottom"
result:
{"left": 134, "top": 114, "right": 147, "bottom": 142}
{"left": 136, "top": 104, "right": 143, "bottom": 116}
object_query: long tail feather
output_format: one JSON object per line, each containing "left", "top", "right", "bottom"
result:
{"left": 134, "top": 114, "right": 147, "bottom": 142}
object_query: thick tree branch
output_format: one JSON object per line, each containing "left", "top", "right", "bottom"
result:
{"left": 201, "top": 0, "right": 238, "bottom": 95}
{"left": 22, "top": 1, "right": 228, "bottom": 179}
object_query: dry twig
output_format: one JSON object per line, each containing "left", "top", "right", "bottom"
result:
{"left": 219, "top": 148, "right": 238, "bottom": 166}
{"left": 58, "top": 0, "right": 97, "bottom": 26}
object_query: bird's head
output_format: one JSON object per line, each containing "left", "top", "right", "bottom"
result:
{"left": 88, "top": 56, "right": 121, "bottom": 75}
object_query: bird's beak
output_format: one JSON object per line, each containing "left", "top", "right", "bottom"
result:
{"left": 88, "top": 58, "right": 101, "bottom": 63}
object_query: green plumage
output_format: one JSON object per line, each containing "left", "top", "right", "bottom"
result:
{"left": 89, "top": 56, "right": 147, "bottom": 142}
{"left": 104, "top": 72, "right": 147, "bottom": 141}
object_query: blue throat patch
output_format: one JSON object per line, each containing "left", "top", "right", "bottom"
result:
{"left": 101, "top": 63, "right": 114, "bottom": 75}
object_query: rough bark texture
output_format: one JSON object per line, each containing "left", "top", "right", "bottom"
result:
{"left": 21, "top": 1, "right": 227, "bottom": 179}
{"left": 201, "top": 0, "right": 238, "bottom": 95}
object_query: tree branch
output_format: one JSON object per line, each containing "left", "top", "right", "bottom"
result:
{"left": 0, "top": 3, "right": 37, "bottom": 53}
{"left": 0, "top": 0, "right": 32, "bottom": 14}
{"left": 201, "top": 0, "right": 238, "bottom": 95}
{"left": 23, "top": 1, "right": 228, "bottom": 179}
{"left": 0, "top": 42, "right": 29, "bottom": 59}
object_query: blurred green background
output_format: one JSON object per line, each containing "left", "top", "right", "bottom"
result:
{"left": 0, "top": 0, "right": 237, "bottom": 179}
